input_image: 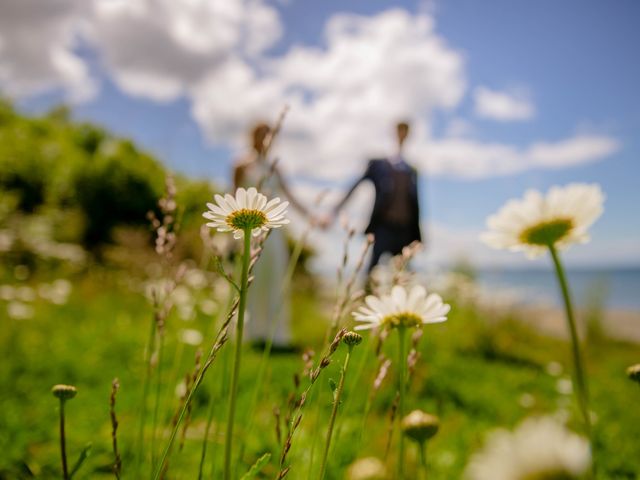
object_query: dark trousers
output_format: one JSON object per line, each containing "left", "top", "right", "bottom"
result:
{"left": 368, "top": 224, "right": 416, "bottom": 273}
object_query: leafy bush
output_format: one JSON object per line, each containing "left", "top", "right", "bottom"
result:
{"left": 0, "top": 100, "right": 192, "bottom": 246}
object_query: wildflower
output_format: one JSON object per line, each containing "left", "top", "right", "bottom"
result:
{"left": 343, "top": 331, "right": 363, "bottom": 346}
{"left": 465, "top": 417, "right": 591, "bottom": 480}
{"left": 352, "top": 285, "right": 450, "bottom": 331}
{"left": 0, "top": 284, "right": 15, "bottom": 301}
{"left": 481, "top": 183, "right": 604, "bottom": 258}
{"left": 7, "top": 301, "right": 34, "bottom": 320}
{"left": 402, "top": 410, "right": 439, "bottom": 443}
{"left": 627, "top": 364, "right": 640, "bottom": 384}
{"left": 199, "top": 299, "right": 217, "bottom": 316}
{"left": 546, "top": 361, "right": 563, "bottom": 377}
{"left": 180, "top": 329, "right": 203, "bottom": 346}
{"left": 556, "top": 378, "right": 573, "bottom": 395}
{"left": 52, "top": 384, "right": 77, "bottom": 401}
{"left": 481, "top": 183, "right": 603, "bottom": 449}
{"left": 319, "top": 331, "right": 361, "bottom": 480}
{"left": 352, "top": 285, "right": 449, "bottom": 480}
{"left": 52, "top": 384, "right": 77, "bottom": 479}
{"left": 201, "top": 187, "right": 289, "bottom": 480}
{"left": 203, "top": 187, "right": 289, "bottom": 239}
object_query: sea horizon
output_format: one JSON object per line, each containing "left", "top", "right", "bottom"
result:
{"left": 473, "top": 266, "right": 640, "bottom": 311}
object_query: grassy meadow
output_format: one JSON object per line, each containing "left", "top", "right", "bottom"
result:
{"left": 1, "top": 104, "right": 639, "bottom": 480}
{"left": 1, "top": 256, "right": 639, "bottom": 479}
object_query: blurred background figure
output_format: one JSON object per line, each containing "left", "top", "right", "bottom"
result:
{"left": 325, "top": 121, "right": 422, "bottom": 273}
{"left": 234, "top": 122, "right": 312, "bottom": 349}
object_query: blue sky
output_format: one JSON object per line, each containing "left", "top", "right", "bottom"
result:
{"left": 4, "top": 0, "right": 639, "bottom": 267}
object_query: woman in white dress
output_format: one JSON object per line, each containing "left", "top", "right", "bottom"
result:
{"left": 233, "top": 123, "right": 311, "bottom": 348}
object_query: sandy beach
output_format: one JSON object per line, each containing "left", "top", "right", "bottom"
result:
{"left": 516, "top": 305, "right": 640, "bottom": 343}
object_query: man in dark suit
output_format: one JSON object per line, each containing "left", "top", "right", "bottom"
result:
{"left": 327, "top": 121, "right": 422, "bottom": 272}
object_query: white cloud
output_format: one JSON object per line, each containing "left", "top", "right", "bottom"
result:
{"left": 527, "top": 135, "right": 620, "bottom": 168}
{"left": 0, "top": 0, "right": 96, "bottom": 101}
{"left": 89, "top": 0, "right": 282, "bottom": 102}
{"left": 0, "top": 2, "right": 620, "bottom": 183}
{"left": 412, "top": 134, "right": 621, "bottom": 179}
{"left": 473, "top": 86, "right": 535, "bottom": 121}
{"left": 192, "top": 8, "right": 467, "bottom": 180}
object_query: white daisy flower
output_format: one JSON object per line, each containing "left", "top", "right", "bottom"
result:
{"left": 352, "top": 285, "right": 450, "bottom": 331}
{"left": 203, "top": 187, "right": 289, "bottom": 239}
{"left": 481, "top": 183, "right": 604, "bottom": 258}
{"left": 465, "top": 416, "right": 591, "bottom": 480}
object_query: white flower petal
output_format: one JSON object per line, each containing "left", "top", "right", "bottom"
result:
{"left": 203, "top": 187, "right": 290, "bottom": 239}
{"left": 481, "top": 183, "right": 604, "bottom": 258}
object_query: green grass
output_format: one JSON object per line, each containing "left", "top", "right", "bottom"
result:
{"left": 1, "top": 266, "right": 639, "bottom": 479}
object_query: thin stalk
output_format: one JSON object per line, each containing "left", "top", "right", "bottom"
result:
{"left": 152, "top": 355, "right": 206, "bottom": 479}
{"left": 396, "top": 327, "right": 407, "bottom": 480}
{"left": 198, "top": 291, "right": 235, "bottom": 480}
{"left": 163, "top": 338, "right": 185, "bottom": 420}
{"left": 224, "top": 228, "right": 252, "bottom": 480}
{"left": 59, "top": 399, "right": 69, "bottom": 480}
{"left": 318, "top": 347, "right": 353, "bottom": 480}
{"left": 198, "top": 384, "right": 217, "bottom": 480}
{"left": 418, "top": 442, "right": 427, "bottom": 480}
{"left": 237, "top": 229, "right": 305, "bottom": 464}
{"left": 135, "top": 313, "right": 157, "bottom": 477}
{"left": 151, "top": 314, "right": 233, "bottom": 480}
{"left": 548, "top": 244, "right": 592, "bottom": 441}
{"left": 151, "top": 295, "right": 239, "bottom": 480}
{"left": 150, "top": 329, "right": 165, "bottom": 470}
{"left": 306, "top": 386, "right": 323, "bottom": 479}
{"left": 110, "top": 379, "right": 122, "bottom": 479}
{"left": 344, "top": 337, "right": 377, "bottom": 447}
{"left": 210, "top": 331, "right": 233, "bottom": 479}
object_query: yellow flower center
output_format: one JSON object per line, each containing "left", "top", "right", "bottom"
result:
{"left": 519, "top": 218, "right": 573, "bottom": 246}
{"left": 226, "top": 209, "right": 267, "bottom": 231}
{"left": 384, "top": 312, "right": 423, "bottom": 329}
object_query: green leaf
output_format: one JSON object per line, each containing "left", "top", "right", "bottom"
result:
{"left": 240, "top": 452, "right": 271, "bottom": 480}
{"left": 69, "top": 443, "right": 92, "bottom": 479}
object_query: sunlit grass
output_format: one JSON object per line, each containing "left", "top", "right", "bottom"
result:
{"left": 1, "top": 267, "right": 639, "bottom": 479}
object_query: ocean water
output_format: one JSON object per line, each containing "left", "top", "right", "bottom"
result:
{"left": 476, "top": 268, "right": 640, "bottom": 310}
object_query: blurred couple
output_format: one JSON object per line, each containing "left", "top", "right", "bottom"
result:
{"left": 232, "top": 121, "right": 422, "bottom": 348}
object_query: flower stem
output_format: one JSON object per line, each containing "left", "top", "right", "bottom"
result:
{"left": 418, "top": 442, "right": 427, "bottom": 480}
{"left": 135, "top": 313, "right": 156, "bottom": 477}
{"left": 237, "top": 229, "right": 304, "bottom": 464}
{"left": 59, "top": 399, "right": 69, "bottom": 480}
{"left": 318, "top": 347, "right": 353, "bottom": 480}
{"left": 397, "top": 326, "right": 407, "bottom": 480}
{"left": 223, "top": 228, "right": 252, "bottom": 480}
{"left": 548, "top": 244, "right": 592, "bottom": 442}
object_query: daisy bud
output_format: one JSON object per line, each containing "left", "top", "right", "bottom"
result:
{"left": 627, "top": 364, "right": 640, "bottom": 384}
{"left": 343, "top": 331, "right": 363, "bottom": 347}
{"left": 52, "top": 384, "right": 77, "bottom": 401}
{"left": 402, "top": 410, "right": 439, "bottom": 443}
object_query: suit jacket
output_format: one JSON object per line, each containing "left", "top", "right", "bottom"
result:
{"left": 342, "top": 158, "right": 422, "bottom": 242}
